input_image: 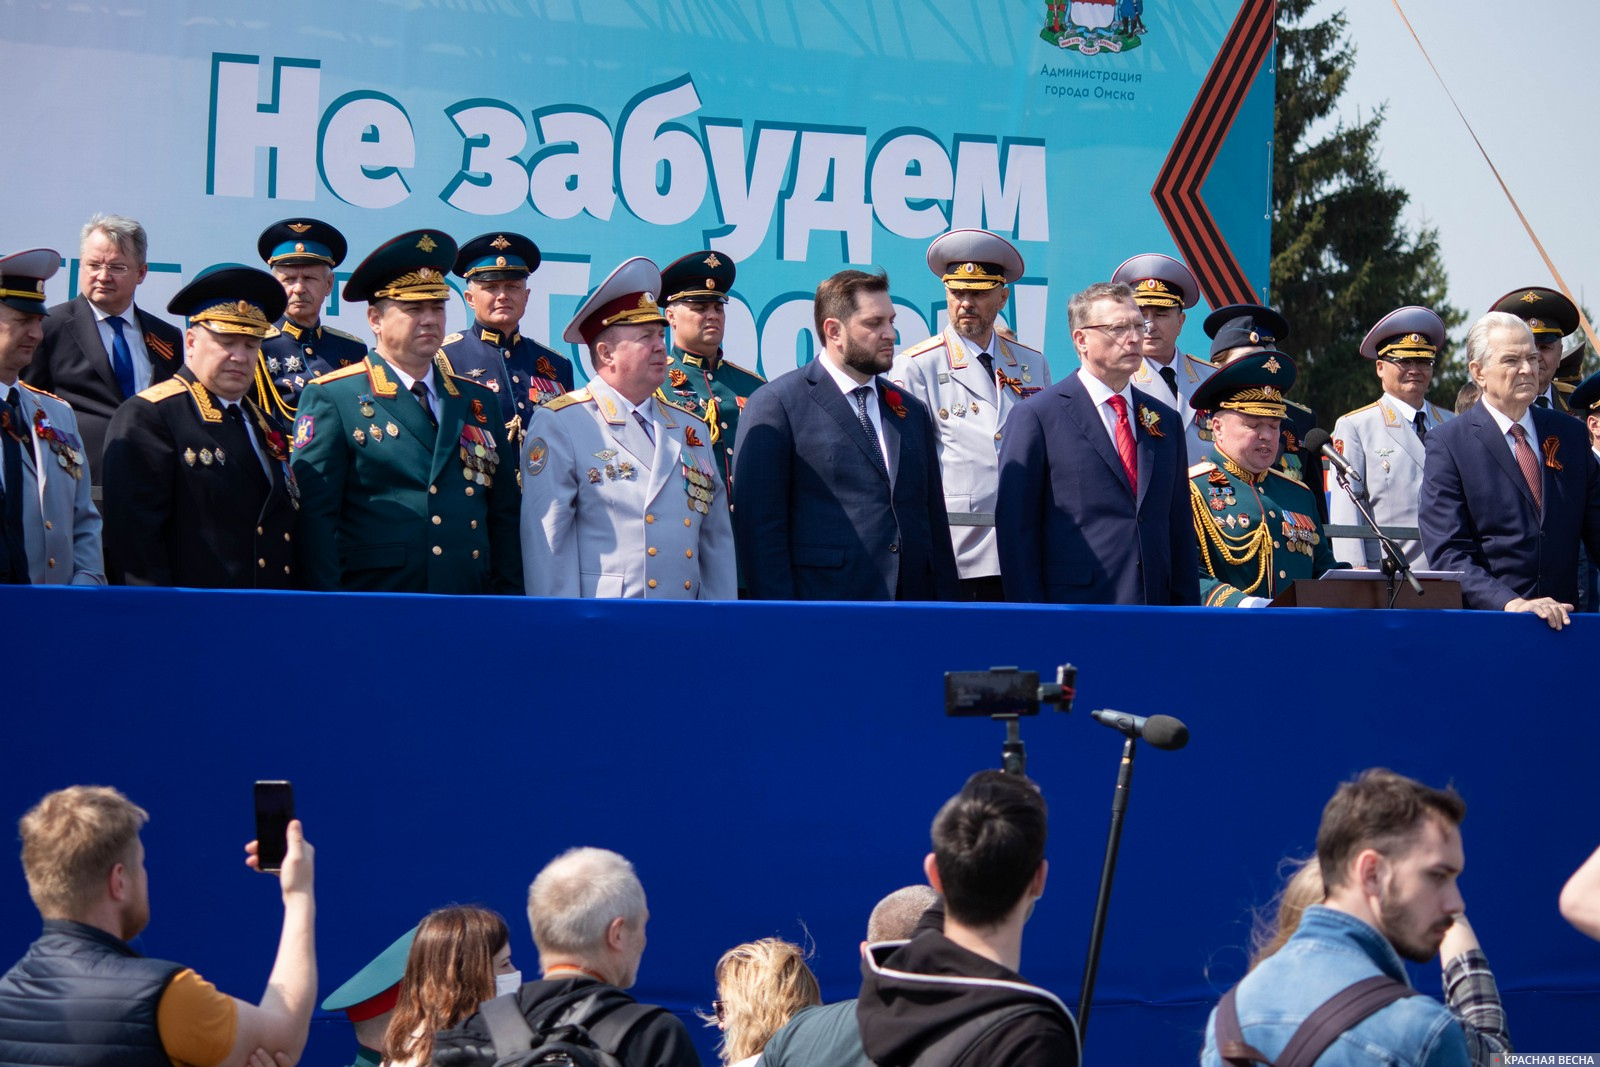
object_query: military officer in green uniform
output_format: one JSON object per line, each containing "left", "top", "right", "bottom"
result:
{"left": 1490, "top": 285, "right": 1582, "bottom": 414}
{"left": 1188, "top": 351, "right": 1344, "bottom": 606}
{"left": 290, "top": 229, "right": 523, "bottom": 595}
{"left": 437, "top": 231, "right": 574, "bottom": 447}
{"left": 253, "top": 218, "right": 367, "bottom": 420}
{"left": 321, "top": 926, "right": 417, "bottom": 1067}
{"left": 655, "top": 249, "right": 764, "bottom": 486}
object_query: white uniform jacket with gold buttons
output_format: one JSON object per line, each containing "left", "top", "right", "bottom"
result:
{"left": 519, "top": 375, "right": 735, "bottom": 599}
{"left": 1130, "top": 351, "right": 1216, "bottom": 461}
{"left": 1329, "top": 394, "right": 1453, "bottom": 568}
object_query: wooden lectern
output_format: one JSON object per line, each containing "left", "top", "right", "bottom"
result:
{"left": 1270, "top": 572, "right": 1463, "bottom": 610}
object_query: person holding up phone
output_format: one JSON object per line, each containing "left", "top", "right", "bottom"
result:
{"left": 0, "top": 785, "right": 317, "bottom": 1067}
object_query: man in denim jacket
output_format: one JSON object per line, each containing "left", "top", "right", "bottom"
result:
{"left": 1202, "top": 769, "right": 1474, "bottom": 1066}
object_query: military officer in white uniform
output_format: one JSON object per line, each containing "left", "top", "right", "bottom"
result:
{"left": 891, "top": 229, "right": 1048, "bottom": 600}
{"left": 0, "top": 249, "right": 103, "bottom": 585}
{"left": 1113, "top": 252, "right": 1216, "bottom": 460}
{"left": 1329, "top": 306, "right": 1453, "bottom": 568}
{"left": 520, "top": 258, "right": 735, "bottom": 600}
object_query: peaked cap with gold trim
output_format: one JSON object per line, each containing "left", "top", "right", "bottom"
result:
{"left": 1203, "top": 303, "right": 1290, "bottom": 361}
{"left": 1112, "top": 252, "right": 1199, "bottom": 309}
{"left": 257, "top": 218, "right": 348, "bottom": 268}
{"left": 0, "top": 248, "right": 60, "bottom": 315}
{"left": 564, "top": 257, "right": 666, "bottom": 346}
{"left": 1358, "top": 305, "right": 1445, "bottom": 361}
{"left": 166, "top": 267, "right": 287, "bottom": 338}
{"left": 925, "top": 229, "right": 1023, "bottom": 291}
{"left": 455, "top": 232, "right": 541, "bottom": 281}
{"left": 1490, "top": 285, "right": 1579, "bottom": 341}
{"left": 1190, "top": 350, "right": 1297, "bottom": 419}
{"left": 660, "top": 250, "right": 735, "bottom": 304}
{"left": 343, "top": 230, "right": 457, "bottom": 303}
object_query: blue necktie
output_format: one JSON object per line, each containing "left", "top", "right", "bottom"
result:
{"left": 107, "top": 316, "right": 136, "bottom": 399}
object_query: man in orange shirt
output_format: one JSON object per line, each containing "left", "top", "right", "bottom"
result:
{"left": 0, "top": 786, "right": 316, "bottom": 1067}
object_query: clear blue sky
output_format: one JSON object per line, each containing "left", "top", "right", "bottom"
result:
{"left": 1315, "top": 0, "right": 1598, "bottom": 334}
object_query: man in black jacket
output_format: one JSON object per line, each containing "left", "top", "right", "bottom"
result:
{"left": 440, "top": 847, "right": 700, "bottom": 1067}
{"left": 857, "top": 771, "right": 1079, "bottom": 1066}
{"left": 0, "top": 785, "right": 316, "bottom": 1067}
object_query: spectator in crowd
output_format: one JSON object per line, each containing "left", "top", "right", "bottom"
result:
{"left": 321, "top": 926, "right": 418, "bottom": 1067}
{"left": 253, "top": 217, "right": 366, "bottom": 419}
{"left": 0, "top": 786, "right": 316, "bottom": 1067}
{"left": 1246, "top": 856, "right": 1511, "bottom": 1066}
{"left": 101, "top": 268, "right": 300, "bottom": 588}
{"left": 892, "top": 228, "right": 1047, "bottom": 601}
{"left": 1202, "top": 769, "right": 1475, "bottom": 1066}
{"left": 1112, "top": 252, "right": 1215, "bottom": 459}
{"left": 996, "top": 280, "right": 1197, "bottom": 605}
{"left": 291, "top": 229, "right": 523, "bottom": 595}
{"left": 762, "top": 885, "right": 938, "bottom": 1067}
{"left": 520, "top": 257, "right": 733, "bottom": 599}
{"left": 858, "top": 771, "right": 1079, "bottom": 1066}
{"left": 0, "top": 248, "right": 103, "bottom": 585}
{"left": 384, "top": 906, "right": 518, "bottom": 1067}
{"left": 657, "top": 249, "right": 764, "bottom": 488}
{"left": 435, "top": 847, "right": 701, "bottom": 1067}
{"left": 1419, "top": 312, "right": 1600, "bottom": 629}
{"left": 1455, "top": 380, "right": 1481, "bottom": 415}
{"left": 1560, "top": 843, "right": 1600, "bottom": 941}
{"left": 703, "top": 939, "right": 820, "bottom": 1067}
{"left": 734, "top": 268, "right": 959, "bottom": 601}
{"left": 1329, "top": 306, "right": 1455, "bottom": 569}
{"left": 24, "top": 214, "right": 184, "bottom": 483}
{"left": 439, "top": 232, "right": 573, "bottom": 447}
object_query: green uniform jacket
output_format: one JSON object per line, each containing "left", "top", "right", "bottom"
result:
{"left": 656, "top": 346, "right": 765, "bottom": 484}
{"left": 1190, "top": 449, "right": 1343, "bottom": 606}
{"left": 290, "top": 353, "right": 522, "bottom": 594}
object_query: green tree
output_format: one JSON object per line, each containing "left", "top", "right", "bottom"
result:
{"left": 1272, "top": 0, "right": 1467, "bottom": 424}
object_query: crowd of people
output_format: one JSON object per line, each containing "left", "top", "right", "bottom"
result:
{"left": 4, "top": 775, "right": 1599, "bottom": 1066}
{"left": 4, "top": 214, "right": 1597, "bottom": 625}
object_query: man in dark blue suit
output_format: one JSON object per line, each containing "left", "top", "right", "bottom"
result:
{"left": 1420, "top": 311, "right": 1600, "bottom": 630}
{"left": 732, "top": 269, "right": 959, "bottom": 601}
{"left": 996, "top": 281, "right": 1198, "bottom": 604}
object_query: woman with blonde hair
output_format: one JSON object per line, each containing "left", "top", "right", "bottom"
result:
{"left": 383, "top": 905, "right": 518, "bottom": 1067}
{"left": 706, "top": 938, "right": 821, "bottom": 1067}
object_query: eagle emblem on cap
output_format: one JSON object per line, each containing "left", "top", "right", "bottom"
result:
{"left": 1522, "top": 291, "right": 1541, "bottom": 303}
{"left": 491, "top": 235, "right": 511, "bottom": 250}
{"left": 1264, "top": 356, "right": 1281, "bottom": 372}
{"left": 417, "top": 235, "right": 438, "bottom": 252}
{"left": 704, "top": 253, "right": 722, "bottom": 268}
{"left": 288, "top": 223, "right": 312, "bottom": 233}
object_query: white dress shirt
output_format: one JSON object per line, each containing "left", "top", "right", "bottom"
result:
{"left": 818, "top": 354, "right": 888, "bottom": 472}
{"left": 1076, "top": 367, "right": 1138, "bottom": 448}
{"left": 92, "top": 303, "right": 154, "bottom": 393}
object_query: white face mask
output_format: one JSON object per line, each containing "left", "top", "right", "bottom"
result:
{"left": 494, "top": 970, "right": 522, "bottom": 997}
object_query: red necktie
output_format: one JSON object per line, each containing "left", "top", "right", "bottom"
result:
{"left": 1509, "top": 424, "right": 1542, "bottom": 510}
{"left": 1107, "top": 394, "right": 1138, "bottom": 492}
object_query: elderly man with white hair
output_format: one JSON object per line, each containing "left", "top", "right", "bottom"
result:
{"left": 436, "top": 847, "right": 701, "bottom": 1067}
{"left": 1419, "top": 311, "right": 1600, "bottom": 630}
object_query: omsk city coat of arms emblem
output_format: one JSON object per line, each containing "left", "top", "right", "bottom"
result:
{"left": 1042, "top": 0, "right": 1148, "bottom": 54}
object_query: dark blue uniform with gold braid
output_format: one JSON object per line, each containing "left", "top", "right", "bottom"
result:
{"left": 254, "top": 318, "right": 367, "bottom": 420}
{"left": 657, "top": 345, "right": 764, "bottom": 484}
{"left": 437, "top": 323, "right": 573, "bottom": 442}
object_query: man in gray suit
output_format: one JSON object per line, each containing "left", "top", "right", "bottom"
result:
{"left": 520, "top": 258, "right": 734, "bottom": 599}
{"left": 1329, "top": 306, "right": 1453, "bottom": 568}
{"left": 0, "top": 249, "right": 102, "bottom": 585}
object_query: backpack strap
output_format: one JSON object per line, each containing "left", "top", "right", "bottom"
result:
{"left": 478, "top": 994, "right": 537, "bottom": 1060}
{"left": 583, "top": 1000, "right": 667, "bottom": 1057}
{"left": 911, "top": 1002, "right": 1058, "bottom": 1067}
{"left": 1275, "top": 975, "right": 1419, "bottom": 1067}
{"left": 1214, "top": 985, "right": 1274, "bottom": 1067}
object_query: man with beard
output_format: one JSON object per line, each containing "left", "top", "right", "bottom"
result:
{"left": 733, "top": 269, "right": 958, "bottom": 600}
{"left": 893, "top": 229, "right": 1048, "bottom": 600}
{"left": 0, "top": 785, "right": 317, "bottom": 1067}
{"left": 1203, "top": 769, "right": 1475, "bottom": 1067}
